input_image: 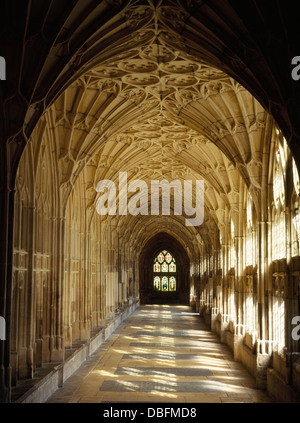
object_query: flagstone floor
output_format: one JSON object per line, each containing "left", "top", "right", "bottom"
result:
{"left": 46, "top": 304, "right": 274, "bottom": 403}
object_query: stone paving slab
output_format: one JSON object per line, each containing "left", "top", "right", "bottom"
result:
{"left": 115, "top": 367, "right": 213, "bottom": 376}
{"left": 134, "top": 330, "right": 203, "bottom": 338}
{"left": 46, "top": 304, "right": 274, "bottom": 404}
{"left": 128, "top": 342, "right": 201, "bottom": 347}
{"left": 99, "top": 380, "right": 225, "bottom": 393}
{"left": 121, "top": 353, "right": 208, "bottom": 360}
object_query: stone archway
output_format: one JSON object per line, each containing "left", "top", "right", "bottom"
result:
{"left": 2, "top": 1, "right": 300, "bottom": 404}
{"left": 139, "top": 232, "right": 190, "bottom": 305}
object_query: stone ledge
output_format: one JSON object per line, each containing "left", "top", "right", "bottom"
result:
{"left": 14, "top": 300, "right": 139, "bottom": 403}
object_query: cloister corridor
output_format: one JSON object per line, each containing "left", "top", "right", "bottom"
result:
{"left": 40, "top": 304, "right": 272, "bottom": 403}
{"left": 2, "top": 1, "right": 300, "bottom": 408}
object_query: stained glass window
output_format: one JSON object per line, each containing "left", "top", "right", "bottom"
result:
{"left": 154, "top": 276, "right": 160, "bottom": 291}
{"left": 162, "top": 262, "right": 168, "bottom": 272}
{"left": 153, "top": 250, "right": 177, "bottom": 292}
{"left": 165, "top": 253, "right": 172, "bottom": 263}
{"left": 162, "top": 276, "right": 168, "bottom": 291}
{"left": 158, "top": 253, "right": 164, "bottom": 263}
{"left": 169, "top": 277, "right": 176, "bottom": 291}
{"left": 153, "top": 262, "right": 160, "bottom": 272}
{"left": 169, "top": 262, "right": 176, "bottom": 272}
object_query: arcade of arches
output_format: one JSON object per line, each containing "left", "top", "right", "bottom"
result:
{"left": 1, "top": 0, "right": 300, "bottom": 404}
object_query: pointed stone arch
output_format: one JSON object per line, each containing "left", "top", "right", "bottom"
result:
{"left": 139, "top": 232, "right": 190, "bottom": 304}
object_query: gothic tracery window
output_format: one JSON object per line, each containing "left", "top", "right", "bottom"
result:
{"left": 246, "top": 193, "right": 254, "bottom": 266}
{"left": 271, "top": 130, "right": 287, "bottom": 350}
{"left": 272, "top": 135, "right": 286, "bottom": 260}
{"left": 153, "top": 250, "right": 177, "bottom": 291}
{"left": 292, "top": 158, "right": 300, "bottom": 256}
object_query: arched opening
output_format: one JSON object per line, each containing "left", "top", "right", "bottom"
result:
{"left": 1, "top": 2, "right": 300, "bottom": 404}
{"left": 139, "top": 232, "right": 190, "bottom": 305}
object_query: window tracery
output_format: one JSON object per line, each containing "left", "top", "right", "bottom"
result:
{"left": 292, "top": 158, "right": 300, "bottom": 257}
{"left": 153, "top": 250, "right": 177, "bottom": 291}
{"left": 271, "top": 130, "right": 287, "bottom": 350}
{"left": 272, "top": 134, "right": 286, "bottom": 260}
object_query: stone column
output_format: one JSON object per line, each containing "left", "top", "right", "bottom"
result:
{"left": 22, "top": 204, "right": 36, "bottom": 379}
{"left": 0, "top": 138, "right": 18, "bottom": 401}
{"left": 0, "top": 183, "right": 14, "bottom": 402}
{"left": 257, "top": 221, "right": 267, "bottom": 341}
{"left": 255, "top": 220, "right": 273, "bottom": 388}
{"left": 49, "top": 215, "right": 65, "bottom": 360}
